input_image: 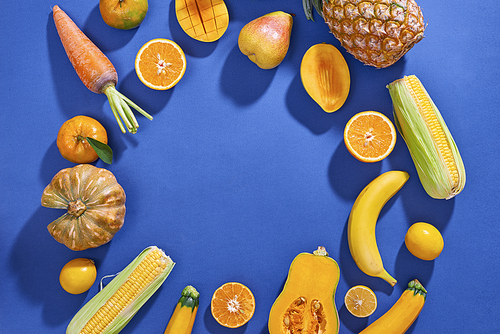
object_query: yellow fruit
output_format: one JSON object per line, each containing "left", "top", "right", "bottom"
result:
{"left": 344, "top": 285, "right": 377, "bottom": 318}
{"left": 59, "top": 258, "right": 97, "bottom": 294}
{"left": 348, "top": 170, "right": 410, "bottom": 286}
{"left": 303, "top": 0, "right": 426, "bottom": 68}
{"left": 300, "top": 43, "right": 350, "bottom": 113}
{"left": 175, "top": 0, "right": 229, "bottom": 42}
{"left": 405, "top": 222, "right": 444, "bottom": 260}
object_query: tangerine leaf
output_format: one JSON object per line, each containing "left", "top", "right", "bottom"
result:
{"left": 86, "top": 137, "right": 113, "bottom": 164}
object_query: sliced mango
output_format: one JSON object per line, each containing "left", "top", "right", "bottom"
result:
{"left": 175, "top": 0, "right": 229, "bottom": 42}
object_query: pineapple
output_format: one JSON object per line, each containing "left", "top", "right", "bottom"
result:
{"left": 303, "top": 0, "right": 426, "bottom": 68}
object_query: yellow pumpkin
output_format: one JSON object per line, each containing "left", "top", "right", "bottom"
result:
{"left": 300, "top": 43, "right": 350, "bottom": 113}
{"left": 268, "top": 246, "right": 340, "bottom": 334}
{"left": 41, "top": 164, "right": 126, "bottom": 251}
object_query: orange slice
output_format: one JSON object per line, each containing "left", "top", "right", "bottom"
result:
{"left": 344, "top": 111, "right": 397, "bottom": 162}
{"left": 344, "top": 285, "right": 377, "bottom": 318}
{"left": 135, "top": 38, "right": 186, "bottom": 90}
{"left": 175, "top": 0, "right": 229, "bottom": 42}
{"left": 211, "top": 282, "right": 255, "bottom": 328}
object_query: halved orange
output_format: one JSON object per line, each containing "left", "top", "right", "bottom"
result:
{"left": 135, "top": 38, "right": 186, "bottom": 90}
{"left": 344, "top": 285, "right": 377, "bottom": 318}
{"left": 211, "top": 282, "right": 255, "bottom": 328}
{"left": 175, "top": 0, "right": 229, "bottom": 42}
{"left": 344, "top": 111, "right": 396, "bottom": 163}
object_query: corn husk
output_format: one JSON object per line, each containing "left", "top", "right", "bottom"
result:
{"left": 387, "top": 75, "right": 465, "bottom": 199}
{"left": 67, "top": 246, "right": 175, "bottom": 334}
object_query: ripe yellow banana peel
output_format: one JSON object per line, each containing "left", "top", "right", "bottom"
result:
{"left": 348, "top": 170, "right": 409, "bottom": 286}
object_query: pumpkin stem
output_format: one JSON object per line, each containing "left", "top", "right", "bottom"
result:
{"left": 313, "top": 246, "right": 329, "bottom": 257}
{"left": 68, "top": 199, "right": 87, "bottom": 217}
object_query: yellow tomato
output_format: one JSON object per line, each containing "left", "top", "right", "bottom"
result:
{"left": 405, "top": 222, "right": 444, "bottom": 261}
{"left": 59, "top": 258, "right": 97, "bottom": 294}
{"left": 57, "top": 115, "right": 108, "bottom": 164}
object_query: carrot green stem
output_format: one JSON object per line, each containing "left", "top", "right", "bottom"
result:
{"left": 103, "top": 84, "right": 153, "bottom": 134}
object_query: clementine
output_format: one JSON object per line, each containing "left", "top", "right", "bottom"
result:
{"left": 99, "top": 0, "right": 148, "bottom": 30}
{"left": 57, "top": 115, "right": 108, "bottom": 164}
{"left": 211, "top": 282, "right": 255, "bottom": 328}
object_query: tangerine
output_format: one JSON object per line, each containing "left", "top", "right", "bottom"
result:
{"left": 57, "top": 115, "right": 108, "bottom": 164}
{"left": 99, "top": 0, "right": 148, "bottom": 30}
{"left": 211, "top": 282, "right": 255, "bottom": 328}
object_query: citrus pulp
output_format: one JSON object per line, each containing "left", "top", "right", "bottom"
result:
{"left": 135, "top": 38, "right": 187, "bottom": 90}
{"left": 344, "top": 111, "right": 396, "bottom": 162}
{"left": 344, "top": 285, "right": 377, "bottom": 318}
{"left": 211, "top": 282, "right": 255, "bottom": 328}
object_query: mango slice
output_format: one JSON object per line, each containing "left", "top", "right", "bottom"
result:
{"left": 175, "top": 0, "right": 229, "bottom": 42}
{"left": 300, "top": 43, "right": 350, "bottom": 113}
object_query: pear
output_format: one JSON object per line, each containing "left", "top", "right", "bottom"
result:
{"left": 238, "top": 11, "right": 293, "bottom": 69}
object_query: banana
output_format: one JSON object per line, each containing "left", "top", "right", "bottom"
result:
{"left": 347, "top": 170, "right": 409, "bottom": 287}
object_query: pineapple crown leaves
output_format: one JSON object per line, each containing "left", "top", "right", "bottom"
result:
{"left": 303, "top": 0, "right": 325, "bottom": 21}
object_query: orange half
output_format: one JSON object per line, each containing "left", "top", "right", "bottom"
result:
{"left": 344, "top": 285, "right": 377, "bottom": 318}
{"left": 175, "top": 0, "right": 229, "bottom": 42}
{"left": 344, "top": 111, "right": 397, "bottom": 163}
{"left": 211, "top": 282, "right": 255, "bottom": 328}
{"left": 135, "top": 38, "right": 187, "bottom": 90}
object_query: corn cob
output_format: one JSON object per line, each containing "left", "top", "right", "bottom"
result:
{"left": 67, "top": 246, "right": 175, "bottom": 334}
{"left": 387, "top": 75, "right": 465, "bottom": 199}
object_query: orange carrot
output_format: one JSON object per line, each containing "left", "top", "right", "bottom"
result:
{"left": 52, "top": 5, "right": 152, "bottom": 134}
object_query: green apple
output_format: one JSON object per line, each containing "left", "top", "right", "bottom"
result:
{"left": 238, "top": 11, "right": 293, "bottom": 69}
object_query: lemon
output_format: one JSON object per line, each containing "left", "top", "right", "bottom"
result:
{"left": 59, "top": 258, "right": 97, "bottom": 294}
{"left": 344, "top": 285, "right": 377, "bottom": 318}
{"left": 405, "top": 222, "right": 444, "bottom": 261}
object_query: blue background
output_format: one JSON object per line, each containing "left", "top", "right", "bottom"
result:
{"left": 1, "top": 0, "right": 499, "bottom": 333}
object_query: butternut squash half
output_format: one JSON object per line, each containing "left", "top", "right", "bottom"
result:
{"left": 300, "top": 43, "right": 350, "bottom": 113}
{"left": 268, "top": 246, "right": 340, "bottom": 334}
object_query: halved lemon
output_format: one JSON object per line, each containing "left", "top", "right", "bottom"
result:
{"left": 344, "top": 111, "right": 397, "bottom": 163}
{"left": 135, "top": 38, "right": 187, "bottom": 90}
{"left": 344, "top": 285, "right": 377, "bottom": 318}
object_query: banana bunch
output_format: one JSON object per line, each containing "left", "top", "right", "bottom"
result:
{"left": 348, "top": 170, "right": 409, "bottom": 286}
